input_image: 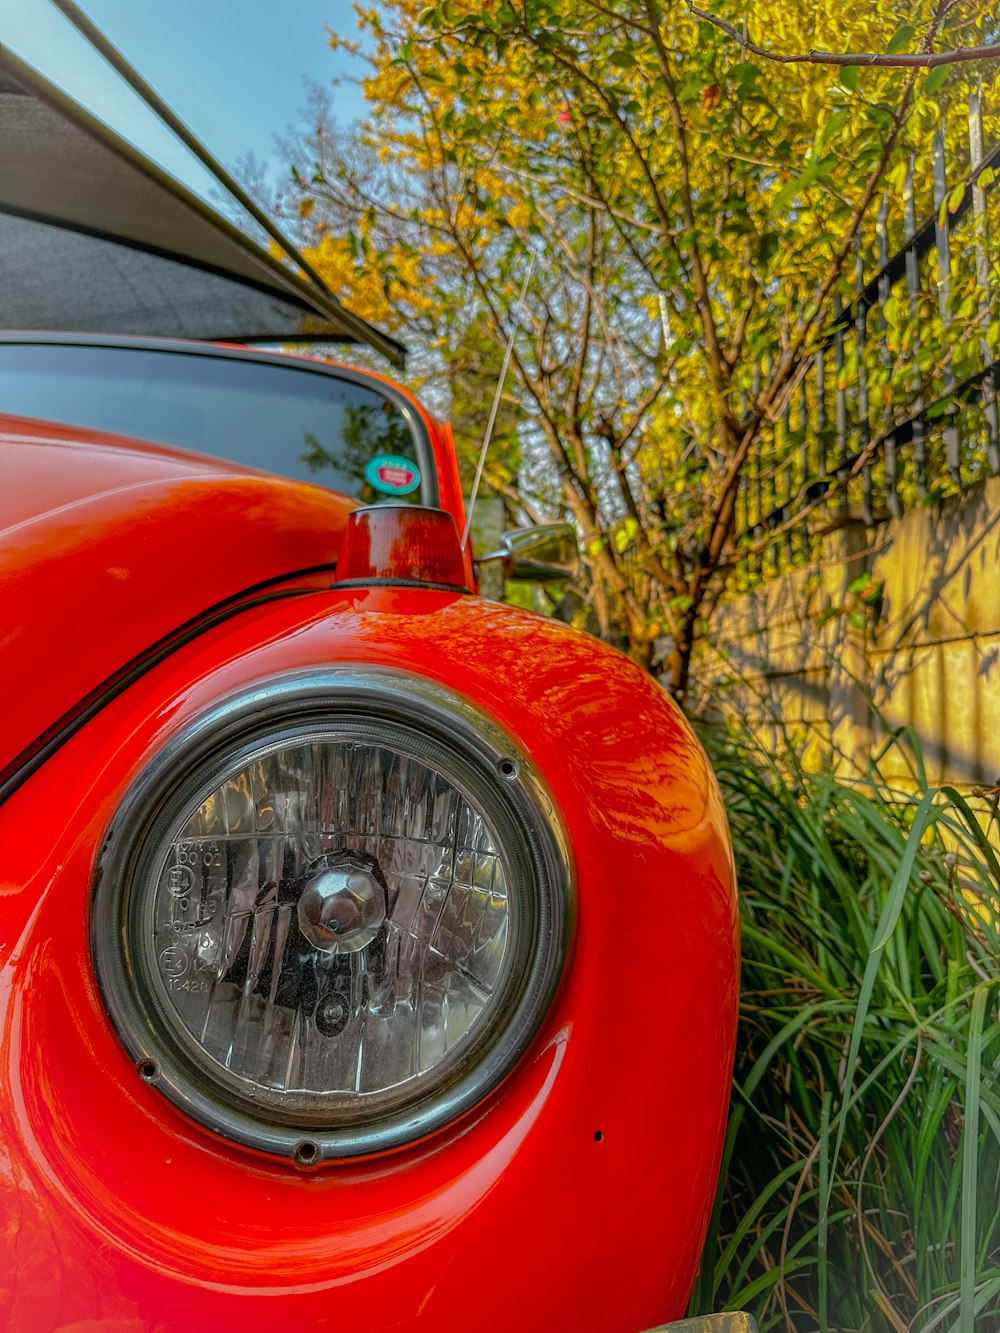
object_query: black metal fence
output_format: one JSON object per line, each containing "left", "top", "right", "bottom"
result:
{"left": 734, "top": 83, "right": 1000, "bottom": 578}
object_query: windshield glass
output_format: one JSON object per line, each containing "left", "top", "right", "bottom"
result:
{"left": 0, "top": 343, "right": 433, "bottom": 504}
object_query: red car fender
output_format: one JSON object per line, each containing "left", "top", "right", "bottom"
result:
{"left": 0, "top": 414, "right": 355, "bottom": 774}
{"left": 0, "top": 588, "right": 738, "bottom": 1333}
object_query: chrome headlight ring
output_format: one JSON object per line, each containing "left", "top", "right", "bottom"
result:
{"left": 91, "top": 669, "right": 573, "bottom": 1164}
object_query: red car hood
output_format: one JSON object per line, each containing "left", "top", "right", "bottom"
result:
{"left": 0, "top": 415, "right": 353, "bottom": 778}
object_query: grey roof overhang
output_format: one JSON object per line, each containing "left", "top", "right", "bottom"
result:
{"left": 0, "top": 46, "right": 405, "bottom": 367}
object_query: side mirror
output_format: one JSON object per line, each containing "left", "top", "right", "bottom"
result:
{"left": 476, "top": 523, "right": 579, "bottom": 584}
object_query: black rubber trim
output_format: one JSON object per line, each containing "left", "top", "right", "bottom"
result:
{"left": 331, "top": 577, "right": 470, "bottom": 594}
{"left": 0, "top": 566, "right": 336, "bottom": 810}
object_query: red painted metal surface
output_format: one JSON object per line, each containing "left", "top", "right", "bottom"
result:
{"left": 0, "top": 587, "right": 739, "bottom": 1333}
{"left": 0, "top": 366, "right": 477, "bottom": 781}
{"left": 0, "top": 414, "right": 355, "bottom": 775}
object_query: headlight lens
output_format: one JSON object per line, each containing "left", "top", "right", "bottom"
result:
{"left": 92, "top": 671, "right": 572, "bottom": 1162}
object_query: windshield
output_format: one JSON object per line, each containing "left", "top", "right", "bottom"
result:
{"left": 0, "top": 342, "right": 434, "bottom": 505}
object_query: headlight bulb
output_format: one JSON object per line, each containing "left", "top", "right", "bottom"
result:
{"left": 296, "top": 854, "right": 387, "bottom": 955}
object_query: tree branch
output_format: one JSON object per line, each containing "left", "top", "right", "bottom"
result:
{"left": 644, "top": 0, "right": 729, "bottom": 398}
{"left": 685, "top": 1, "right": 1000, "bottom": 69}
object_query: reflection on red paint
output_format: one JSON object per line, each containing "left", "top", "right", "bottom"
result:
{"left": 0, "top": 586, "right": 738, "bottom": 1331}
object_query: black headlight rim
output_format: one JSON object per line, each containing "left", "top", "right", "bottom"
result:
{"left": 91, "top": 668, "right": 573, "bottom": 1162}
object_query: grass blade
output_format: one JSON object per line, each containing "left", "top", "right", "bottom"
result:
{"left": 960, "top": 985, "right": 989, "bottom": 1333}
{"left": 824, "top": 788, "right": 936, "bottom": 1213}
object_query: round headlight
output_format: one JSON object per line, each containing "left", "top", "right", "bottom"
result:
{"left": 92, "top": 671, "right": 572, "bottom": 1162}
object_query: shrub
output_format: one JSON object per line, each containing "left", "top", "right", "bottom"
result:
{"left": 691, "top": 724, "right": 1000, "bottom": 1332}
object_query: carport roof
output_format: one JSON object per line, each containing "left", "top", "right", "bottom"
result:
{"left": 0, "top": 47, "right": 406, "bottom": 367}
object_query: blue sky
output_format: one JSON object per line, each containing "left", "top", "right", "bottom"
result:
{"left": 3, "top": 0, "right": 367, "bottom": 203}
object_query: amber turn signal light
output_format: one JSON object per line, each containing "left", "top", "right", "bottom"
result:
{"left": 335, "top": 505, "right": 470, "bottom": 591}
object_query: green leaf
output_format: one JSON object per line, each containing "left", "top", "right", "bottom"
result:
{"left": 886, "top": 24, "right": 915, "bottom": 54}
{"left": 771, "top": 168, "right": 810, "bottom": 213}
{"left": 960, "top": 985, "right": 989, "bottom": 1333}
{"left": 729, "top": 61, "right": 763, "bottom": 95}
{"left": 614, "top": 516, "right": 640, "bottom": 553}
{"left": 822, "top": 789, "right": 936, "bottom": 1213}
{"left": 817, "top": 107, "right": 849, "bottom": 152}
{"left": 838, "top": 66, "right": 859, "bottom": 93}
{"left": 956, "top": 294, "right": 977, "bottom": 320}
{"left": 924, "top": 65, "right": 950, "bottom": 97}
{"left": 757, "top": 231, "right": 780, "bottom": 264}
{"left": 811, "top": 151, "right": 838, "bottom": 185}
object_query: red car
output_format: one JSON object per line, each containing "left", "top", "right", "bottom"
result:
{"left": 0, "top": 47, "right": 741, "bottom": 1333}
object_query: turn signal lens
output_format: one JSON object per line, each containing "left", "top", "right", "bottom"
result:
{"left": 337, "top": 505, "right": 469, "bottom": 590}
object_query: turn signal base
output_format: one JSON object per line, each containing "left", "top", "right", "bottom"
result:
{"left": 335, "top": 506, "right": 470, "bottom": 591}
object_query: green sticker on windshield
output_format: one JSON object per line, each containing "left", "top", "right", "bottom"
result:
{"left": 365, "top": 454, "right": 421, "bottom": 496}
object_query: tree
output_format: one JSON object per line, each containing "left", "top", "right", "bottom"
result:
{"left": 286, "top": 0, "right": 1000, "bottom": 695}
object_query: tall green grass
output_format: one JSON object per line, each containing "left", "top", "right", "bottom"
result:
{"left": 689, "top": 724, "right": 1000, "bottom": 1331}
